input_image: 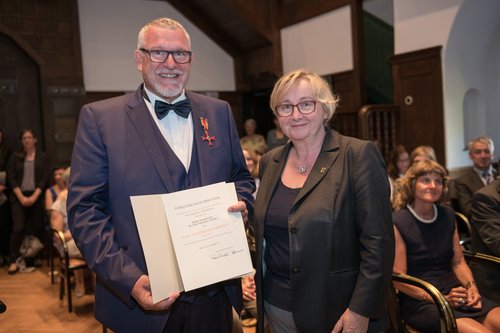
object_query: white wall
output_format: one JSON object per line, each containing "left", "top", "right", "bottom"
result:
{"left": 281, "top": 6, "right": 353, "bottom": 75}
{"left": 444, "top": 0, "right": 500, "bottom": 168}
{"left": 394, "top": 0, "right": 500, "bottom": 169}
{"left": 77, "top": 0, "right": 235, "bottom": 92}
{"left": 394, "top": 0, "right": 460, "bottom": 55}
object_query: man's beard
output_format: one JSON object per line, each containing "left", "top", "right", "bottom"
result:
{"left": 154, "top": 81, "right": 184, "bottom": 100}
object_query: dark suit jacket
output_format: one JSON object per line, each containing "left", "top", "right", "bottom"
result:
{"left": 253, "top": 129, "right": 395, "bottom": 333}
{"left": 470, "top": 179, "right": 500, "bottom": 302}
{"left": 456, "top": 168, "right": 497, "bottom": 217}
{"left": 67, "top": 86, "right": 255, "bottom": 333}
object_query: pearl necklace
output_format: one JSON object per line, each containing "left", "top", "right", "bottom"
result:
{"left": 406, "top": 203, "right": 437, "bottom": 223}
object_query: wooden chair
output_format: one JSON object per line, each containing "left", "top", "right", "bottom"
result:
{"left": 392, "top": 272, "right": 458, "bottom": 333}
{"left": 51, "top": 228, "right": 88, "bottom": 313}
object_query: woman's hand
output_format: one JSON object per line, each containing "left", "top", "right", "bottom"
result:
{"left": 19, "top": 194, "right": 31, "bottom": 206}
{"left": 445, "top": 286, "right": 469, "bottom": 308}
{"left": 24, "top": 195, "right": 37, "bottom": 207}
{"left": 465, "top": 285, "right": 482, "bottom": 309}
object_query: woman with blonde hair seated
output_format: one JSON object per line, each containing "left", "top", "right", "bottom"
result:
{"left": 392, "top": 160, "right": 500, "bottom": 332}
{"left": 50, "top": 167, "right": 86, "bottom": 298}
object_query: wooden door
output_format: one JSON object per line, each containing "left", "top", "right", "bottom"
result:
{"left": 391, "top": 47, "right": 445, "bottom": 164}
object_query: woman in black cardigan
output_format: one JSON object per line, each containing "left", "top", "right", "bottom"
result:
{"left": 7, "top": 129, "right": 49, "bottom": 274}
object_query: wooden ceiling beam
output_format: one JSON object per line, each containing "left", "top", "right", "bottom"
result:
{"left": 166, "top": 0, "right": 242, "bottom": 56}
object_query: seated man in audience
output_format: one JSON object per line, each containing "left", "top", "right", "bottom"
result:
{"left": 470, "top": 178, "right": 500, "bottom": 303}
{"left": 456, "top": 136, "right": 497, "bottom": 217}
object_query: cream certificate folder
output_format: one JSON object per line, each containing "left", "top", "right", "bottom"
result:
{"left": 131, "top": 182, "right": 253, "bottom": 303}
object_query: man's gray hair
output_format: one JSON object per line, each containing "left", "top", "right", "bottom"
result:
{"left": 137, "top": 17, "right": 191, "bottom": 49}
{"left": 469, "top": 136, "right": 494, "bottom": 153}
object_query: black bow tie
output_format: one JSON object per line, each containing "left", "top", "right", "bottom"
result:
{"left": 154, "top": 99, "right": 191, "bottom": 119}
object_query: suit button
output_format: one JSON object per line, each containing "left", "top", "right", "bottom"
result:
{"left": 291, "top": 267, "right": 299, "bottom": 273}
{"left": 290, "top": 227, "right": 297, "bottom": 234}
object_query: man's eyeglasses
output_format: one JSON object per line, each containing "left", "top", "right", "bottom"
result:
{"left": 275, "top": 101, "right": 317, "bottom": 117}
{"left": 139, "top": 48, "right": 192, "bottom": 64}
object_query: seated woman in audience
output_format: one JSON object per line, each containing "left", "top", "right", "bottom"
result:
{"left": 409, "top": 145, "right": 437, "bottom": 165}
{"left": 392, "top": 159, "right": 500, "bottom": 332}
{"left": 44, "top": 165, "right": 66, "bottom": 216}
{"left": 240, "top": 118, "right": 267, "bottom": 155}
{"left": 242, "top": 148, "right": 260, "bottom": 196}
{"left": 387, "top": 144, "right": 410, "bottom": 201}
{"left": 266, "top": 116, "right": 288, "bottom": 150}
{"left": 50, "top": 167, "right": 86, "bottom": 298}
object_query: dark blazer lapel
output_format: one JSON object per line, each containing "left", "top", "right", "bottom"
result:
{"left": 187, "top": 92, "right": 210, "bottom": 186}
{"left": 294, "top": 129, "right": 340, "bottom": 206}
{"left": 256, "top": 145, "right": 290, "bottom": 224}
{"left": 125, "top": 87, "right": 176, "bottom": 191}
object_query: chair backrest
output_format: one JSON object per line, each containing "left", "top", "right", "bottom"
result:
{"left": 392, "top": 273, "right": 458, "bottom": 333}
{"left": 51, "top": 228, "right": 70, "bottom": 263}
{"left": 50, "top": 228, "right": 88, "bottom": 313}
{"left": 454, "top": 211, "right": 472, "bottom": 250}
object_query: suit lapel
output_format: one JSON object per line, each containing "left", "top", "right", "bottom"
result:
{"left": 187, "top": 92, "right": 210, "bottom": 186}
{"left": 255, "top": 145, "right": 290, "bottom": 238}
{"left": 293, "top": 129, "right": 340, "bottom": 206}
{"left": 260, "top": 146, "right": 289, "bottom": 204}
{"left": 257, "top": 130, "right": 341, "bottom": 219}
{"left": 125, "top": 87, "right": 176, "bottom": 192}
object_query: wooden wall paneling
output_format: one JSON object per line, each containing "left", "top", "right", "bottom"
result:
{"left": 47, "top": 86, "right": 85, "bottom": 164}
{"left": 0, "top": 0, "right": 85, "bottom": 166}
{"left": 277, "top": 0, "right": 353, "bottom": 28}
{"left": 391, "top": 46, "right": 445, "bottom": 164}
{"left": 350, "top": 0, "right": 365, "bottom": 110}
{"left": 326, "top": 70, "right": 358, "bottom": 137}
{"left": 219, "top": 91, "right": 246, "bottom": 136}
{"left": 0, "top": 31, "right": 43, "bottom": 152}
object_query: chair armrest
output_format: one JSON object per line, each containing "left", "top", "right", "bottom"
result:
{"left": 392, "top": 272, "right": 458, "bottom": 333}
{"left": 463, "top": 250, "right": 500, "bottom": 268}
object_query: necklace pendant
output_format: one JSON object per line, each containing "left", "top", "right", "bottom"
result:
{"left": 298, "top": 165, "right": 307, "bottom": 173}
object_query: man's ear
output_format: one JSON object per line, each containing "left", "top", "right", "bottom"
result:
{"left": 134, "top": 50, "right": 143, "bottom": 71}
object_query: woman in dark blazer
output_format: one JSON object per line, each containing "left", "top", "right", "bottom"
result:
{"left": 7, "top": 129, "right": 49, "bottom": 274}
{"left": 253, "top": 69, "right": 395, "bottom": 333}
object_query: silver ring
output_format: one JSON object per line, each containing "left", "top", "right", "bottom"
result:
{"left": 459, "top": 297, "right": 464, "bottom": 304}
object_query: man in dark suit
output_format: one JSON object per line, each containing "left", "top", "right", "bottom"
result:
{"left": 470, "top": 179, "right": 500, "bottom": 303}
{"left": 456, "top": 136, "right": 497, "bottom": 217}
{"left": 67, "top": 18, "right": 255, "bottom": 333}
